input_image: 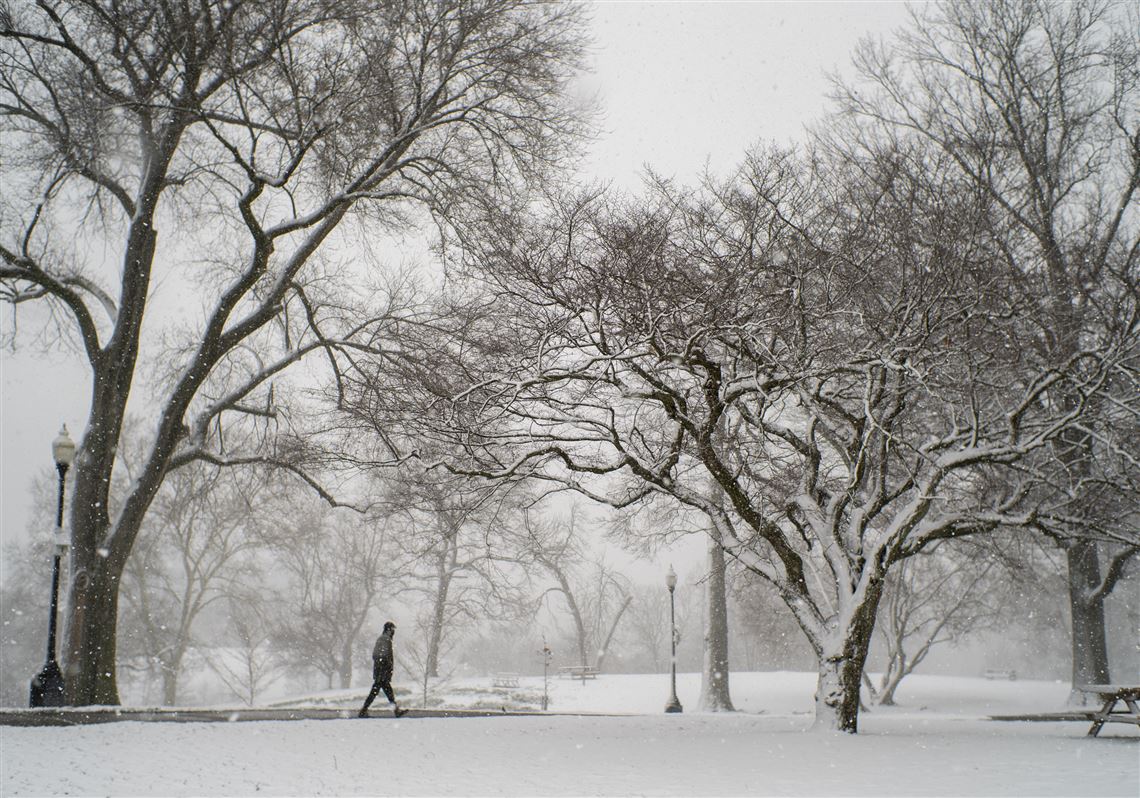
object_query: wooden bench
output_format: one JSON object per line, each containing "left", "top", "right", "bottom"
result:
{"left": 492, "top": 672, "right": 520, "bottom": 689}
{"left": 557, "top": 665, "right": 598, "bottom": 681}
{"left": 1078, "top": 685, "right": 1140, "bottom": 737}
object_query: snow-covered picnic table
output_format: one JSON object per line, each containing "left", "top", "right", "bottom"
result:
{"left": 1079, "top": 685, "right": 1140, "bottom": 737}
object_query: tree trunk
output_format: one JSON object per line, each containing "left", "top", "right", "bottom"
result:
{"left": 699, "top": 530, "right": 734, "bottom": 712}
{"left": 426, "top": 544, "right": 452, "bottom": 678}
{"left": 1053, "top": 393, "right": 1112, "bottom": 701}
{"left": 64, "top": 560, "right": 124, "bottom": 706}
{"left": 426, "top": 591, "right": 446, "bottom": 678}
{"left": 61, "top": 227, "right": 160, "bottom": 706}
{"left": 162, "top": 670, "right": 177, "bottom": 706}
{"left": 338, "top": 641, "right": 353, "bottom": 689}
{"left": 811, "top": 583, "right": 882, "bottom": 733}
{"left": 1067, "top": 539, "right": 1110, "bottom": 703}
{"left": 63, "top": 409, "right": 128, "bottom": 705}
{"left": 877, "top": 666, "right": 903, "bottom": 707}
{"left": 814, "top": 641, "right": 871, "bottom": 732}
{"left": 874, "top": 650, "right": 906, "bottom": 707}
{"left": 593, "top": 595, "right": 631, "bottom": 673}
{"left": 550, "top": 568, "right": 589, "bottom": 666}
{"left": 572, "top": 610, "right": 589, "bottom": 666}
{"left": 160, "top": 631, "right": 192, "bottom": 706}
{"left": 161, "top": 654, "right": 180, "bottom": 706}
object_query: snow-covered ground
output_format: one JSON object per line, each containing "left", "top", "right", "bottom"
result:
{"left": 3, "top": 672, "right": 1137, "bottom": 796}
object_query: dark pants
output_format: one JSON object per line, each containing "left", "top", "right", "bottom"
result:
{"left": 360, "top": 661, "right": 395, "bottom": 712}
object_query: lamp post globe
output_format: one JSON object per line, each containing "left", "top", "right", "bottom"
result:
{"left": 52, "top": 425, "right": 78, "bottom": 468}
{"left": 664, "top": 565, "right": 683, "bottom": 713}
{"left": 30, "top": 424, "right": 75, "bottom": 707}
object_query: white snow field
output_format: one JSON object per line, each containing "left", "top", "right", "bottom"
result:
{"left": 2, "top": 672, "right": 1137, "bottom": 797}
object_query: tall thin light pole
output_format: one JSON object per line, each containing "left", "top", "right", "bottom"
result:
{"left": 664, "top": 565, "right": 682, "bottom": 713}
{"left": 540, "top": 639, "right": 552, "bottom": 712}
{"left": 30, "top": 425, "right": 76, "bottom": 707}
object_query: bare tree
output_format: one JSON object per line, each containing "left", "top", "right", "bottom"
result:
{"left": 383, "top": 470, "right": 529, "bottom": 678}
{"left": 387, "top": 129, "right": 1133, "bottom": 732}
{"left": 118, "top": 463, "right": 264, "bottom": 705}
{"left": 612, "top": 476, "right": 735, "bottom": 707}
{"left": 208, "top": 593, "right": 283, "bottom": 707}
{"left": 267, "top": 499, "right": 391, "bottom": 690}
{"left": 730, "top": 571, "right": 815, "bottom": 672}
{"left": 0, "top": 0, "right": 588, "bottom": 704}
{"left": 623, "top": 582, "right": 669, "bottom": 673}
{"left": 831, "top": 0, "right": 1140, "bottom": 694}
{"left": 866, "top": 543, "right": 1006, "bottom": 706}
{"left": 581, "top": 561, "right": 633, "bottom": 673}
{"left": 522, "top": 509, "right": 631, "bottom": 670}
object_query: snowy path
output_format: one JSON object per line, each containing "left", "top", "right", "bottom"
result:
{"left": 3, "top": 712, "right": 1136, "bottom": 796}
{"left": 2, "top": 673, "right": 1136, "bottom": 796}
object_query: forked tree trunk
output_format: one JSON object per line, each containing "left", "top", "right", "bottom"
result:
{"left": 876, "top": 661, "right": 905, "bottom": 707}
{"left": 548, "top": 566, "right": 589, "bottom": 666}
{"left": 700, "top": 529, "right": 734, "bottom": 712}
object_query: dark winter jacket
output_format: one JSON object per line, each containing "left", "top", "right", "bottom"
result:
{"left": 372, "top": 631, "right": 394, "bottom": 666}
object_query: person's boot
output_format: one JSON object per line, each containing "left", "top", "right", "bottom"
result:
{"left": 357, "top": 708, "right": 369, "bottom": 718}
{"left": 394, "top": 704, "right": 408, "bottom": 718}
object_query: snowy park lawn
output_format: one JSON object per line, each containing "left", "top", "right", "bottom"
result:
{"left": 2, "top": 672, "right": 1137, "bottom": 797}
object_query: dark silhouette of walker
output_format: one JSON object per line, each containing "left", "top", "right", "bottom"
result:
{"left": 359, "top": 621, "right": 406, "bottom": 718}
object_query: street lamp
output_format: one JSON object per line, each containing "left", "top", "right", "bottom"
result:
{"left": 30, "top": 425, "right": 76, "bottom": 707}
{"left": 664, "top": 565, "right": 683, "bottom": 713}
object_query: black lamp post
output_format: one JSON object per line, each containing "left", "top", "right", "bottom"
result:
{"left": 664, "top": 565, "right": 683, "bottom": 713}
{"left": 30, "top": 424, "right": 76, "bottom": 708}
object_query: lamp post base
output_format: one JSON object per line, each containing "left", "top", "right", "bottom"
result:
{"left": 30, "top": 659, "right": 66, "bottom": 707}
{"left": 664, "top": 695, "right": 683, "bottom": 713}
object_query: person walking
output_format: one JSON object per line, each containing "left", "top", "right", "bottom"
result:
{"left": 359, "top": 621, "right": 407, "bottom": 718}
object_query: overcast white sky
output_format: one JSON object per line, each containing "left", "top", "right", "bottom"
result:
{"left": 0, "top": 2, "right": 914, "bottom": 561}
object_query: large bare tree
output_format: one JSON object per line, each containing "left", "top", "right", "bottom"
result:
{"left": 0, "top": 0, "right": 587, "bottom": 704}
{"left": 831, "top": 0, "right": 1140, "bottom": 693}
{"left": 378, "top": 135, "right": 1133, "bottom": 731}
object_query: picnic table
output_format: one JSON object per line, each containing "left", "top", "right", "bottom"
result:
{"left": 1078, "top": 685, "right": 1140, "bottom": 737}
